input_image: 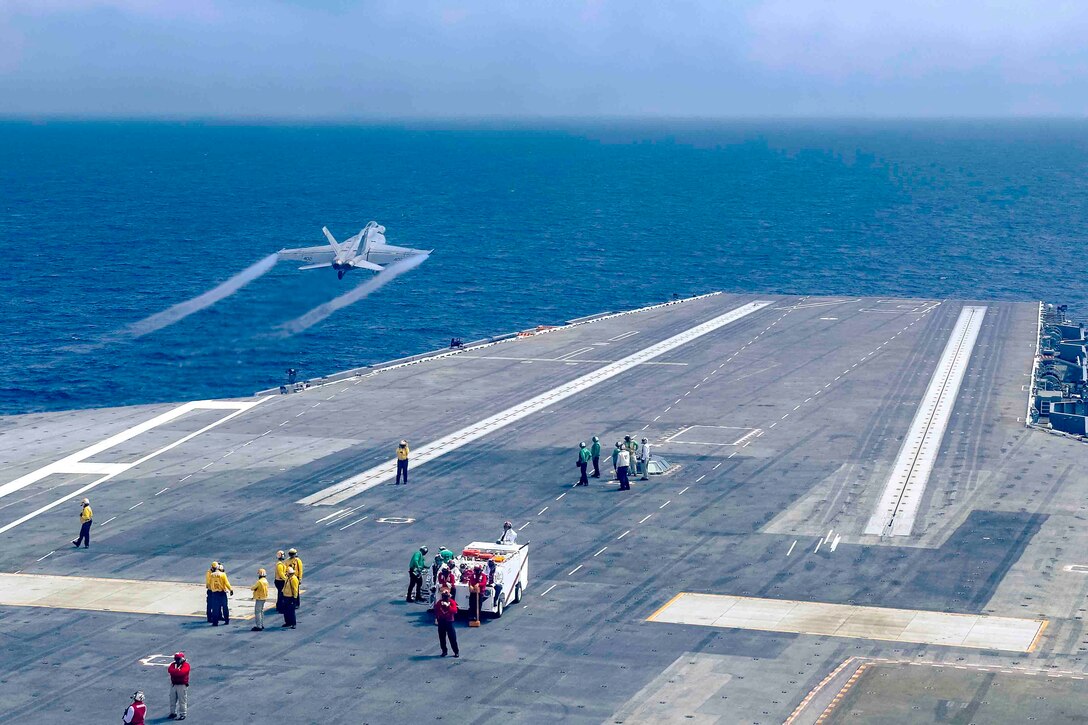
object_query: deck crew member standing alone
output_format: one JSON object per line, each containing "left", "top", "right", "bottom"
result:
{"left": 167, "top": 652, "right": 189, "bottom": 720}
{"left": 72, "top": 498, "right": 92, "bottom": 548}
{"left": 435, "top": 590, "right": 459, "bottom": 657}
{"left": 590, "top": 437, "right": 602, "bottom": 478}
{"left": 396, "top": 439, "right": 410, "bottom": 484}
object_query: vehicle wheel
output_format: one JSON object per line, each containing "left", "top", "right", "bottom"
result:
{"left": 493, "top": 598, "right": 503, "bottom": 618}
{"left": 513, "top": 583, "right": 523, "bottom": 604}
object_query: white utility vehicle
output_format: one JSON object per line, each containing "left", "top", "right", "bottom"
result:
{"left": 429, "top": 542, "right": 529, "bottom": 619}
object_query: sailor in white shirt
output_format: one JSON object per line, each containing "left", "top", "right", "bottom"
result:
{"left": 616, "top": 448, "right": 631, "bottom": 490}
{"left": 497, "top": 521, "right": 518, "bottom": 544}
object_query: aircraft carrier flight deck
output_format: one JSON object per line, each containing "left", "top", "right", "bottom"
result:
{"left": 2, "top": 293, "right": 1086, "bottom": 724}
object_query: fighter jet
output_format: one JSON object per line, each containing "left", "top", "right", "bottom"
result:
{"left": 278, "top": 222, "right": 430, "bottom": 279}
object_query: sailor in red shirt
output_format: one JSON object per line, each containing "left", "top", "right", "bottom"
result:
{"left": 122, "top": 691, "right": 146, "bottom": 724}
{"left": 437, "top": 563, "right": 456, "bottom": 598}
{"left": 468, "top": 564, "right": 488, "bottom": 623}
{"left": 167, "top": 651, "right": 190, "bottom": 720}
{"left": 434, "top": 590, "right": 459, "bottom": 657}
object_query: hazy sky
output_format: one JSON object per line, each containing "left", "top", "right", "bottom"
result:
{"left": 2, "top": 0, "right": 1087, "bottom": 118}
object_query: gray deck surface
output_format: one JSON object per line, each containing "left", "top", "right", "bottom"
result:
{"left": 2, "top": 293, "right": 1086, "bottom": 724}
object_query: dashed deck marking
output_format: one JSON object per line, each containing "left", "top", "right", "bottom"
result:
{"left": 339, "top": 516, "right": 368, "bottom": 530}
{"left": 315, "top": 508, "right": 347, "bottom": 524}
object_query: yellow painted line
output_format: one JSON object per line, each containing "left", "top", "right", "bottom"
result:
{"left": 646, "top": 591, "right": 686, "bottom": 622}
{"left": 783, "top": 657, "right": 860, "bottom": 725}
{"left": 1027, "top": 618, "right": 1049, "bottom": 652}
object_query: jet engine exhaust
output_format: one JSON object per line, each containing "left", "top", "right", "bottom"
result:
{"left": 124, "top": 252, "right": 280, "bottom": 338}
{"left": 278, "top": 253, "right": 428, "bottom": 336}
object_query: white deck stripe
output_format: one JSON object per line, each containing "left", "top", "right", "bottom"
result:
{"left": 299, "top": 300, "right": 774, "bottom": 506}
{"left": 864, "top": 306, "right": 987, "bottom": 536}
{"left": 649, "top": 592, "right": 1043, "bottom": 652}
{"left": 0, "top": 400, "right": 260, "bottom": 502}
{"left": 556, "top": 346, "right": 595, "bottom": 361}
{"left": 0, "top": 399, "right": 266, "bottom": 534}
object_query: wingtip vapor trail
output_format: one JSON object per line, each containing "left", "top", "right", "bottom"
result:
{"left": 124, "top": 252, "right": 280, "bottom": 339}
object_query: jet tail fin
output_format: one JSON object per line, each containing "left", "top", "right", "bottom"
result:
{"left": 298, "top": 262, "right": 333, "bottom": 271}
{"left": 321, "top": 227, "right": 343, "bottom": 256}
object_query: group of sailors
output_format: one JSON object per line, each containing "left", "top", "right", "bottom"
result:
{"left": 577, "top": 434, "right": 650, "bottom": 489}
{"left": 204, "top": 548, "right": 303, "bottom": 629}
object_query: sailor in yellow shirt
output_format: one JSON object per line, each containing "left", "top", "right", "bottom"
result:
{"left": 72, "top": 498, "right": 93, "bottom": 548}
{"left": 274, "top": 550, "right": 287, "bottom": 613}
{"left": 286, "top": 548, "right": 303, "bottom": 582}
{"left": 209, "top": 564, "right": 233, "bottom": 626}
{"left": 395, "top": 440, "right": 410, "bottom": 484}
{"left": 205, "top": 561, "right": 219, "bottom": 623}
{"left": 251, "top": 569, "right": 269, "bottom": 631}
{"left": 281, "top": 567, "right": 300, "bottom": 629}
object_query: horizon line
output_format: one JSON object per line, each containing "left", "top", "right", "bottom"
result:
{"left": 1, "top": 113, "right": 1087, "bottom": 126}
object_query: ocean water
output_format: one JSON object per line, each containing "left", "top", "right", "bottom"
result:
{"left": 1, "top": 119, "right": 1086, "bottom": 415}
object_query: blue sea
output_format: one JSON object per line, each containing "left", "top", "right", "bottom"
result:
{"left": 2, "top": 119, "right": 1086, "bottom": 415}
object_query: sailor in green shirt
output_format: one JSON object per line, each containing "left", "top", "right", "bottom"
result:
{"left": 624, "top": 435, "right": 639, "bottom": 476}
{"left": 407, "top": 546, "right": 428, "bottom": 603}
{"left": 590, "top": 436, "right": 602, "bottom": 478}
{"left": 577, "top": 441, "right": 591, "bottom": 486}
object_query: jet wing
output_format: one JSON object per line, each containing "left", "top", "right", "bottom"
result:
{"left": 349, "top": 259, "right": 384, "bottom": 272}
{"left": 278, "top": 246, "right": 335, "bottom": 263}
